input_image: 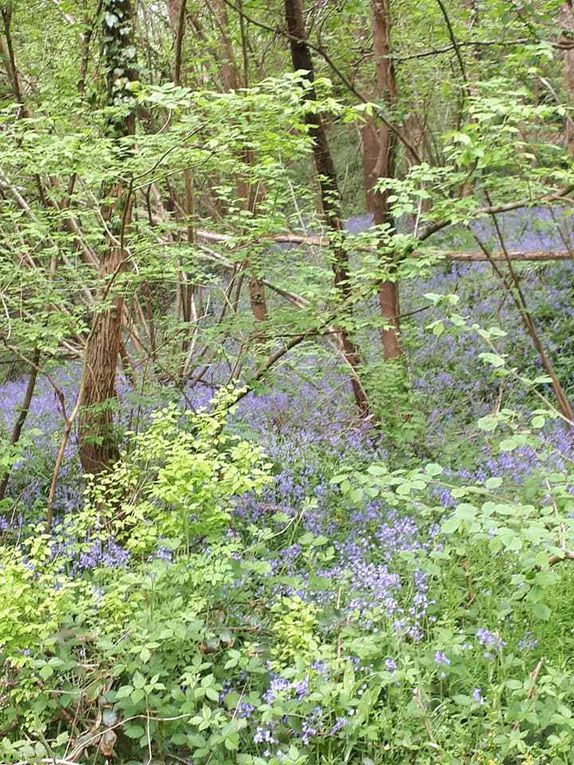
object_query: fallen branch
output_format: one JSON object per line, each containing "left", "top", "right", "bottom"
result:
{"left": 446, "top": 249, "right": 574, "bottom": 262}
{"left": 195, "top": 228, "right": 574, "bottom": 262}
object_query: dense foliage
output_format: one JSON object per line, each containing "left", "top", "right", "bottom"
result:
{"left": 3, "top": 0, "right": 574, "bottom": 763}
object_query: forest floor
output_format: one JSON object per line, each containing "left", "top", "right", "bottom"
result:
{"left": 2, "top": 211, "right": 574, "bottom": 764}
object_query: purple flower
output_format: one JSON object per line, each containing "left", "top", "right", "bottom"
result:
{"left": 263, "top": 675, "right": 290, "bottom": 704}
{"left": 311, "top": 659, "right": 329, "bottom": 677}
{"left": 301, "top": 720, "right": 317, "bottom": 744}
{"left": 518, "top": 632, "right": 538, "bottom": 651}
{"left": 237, "top": 702, "right": 254, "bottom": 718}
{"left": 434, "top": 650, "right": 450, "bottom": 666}
{"left": 155, "top": 546, "right": 173, "bottom": 562}
{"left": 384, "top": 658, "right": 397, "bottom": 672}
{"left": 330, "top": 717, "right": 348, "bottom": 735}
{"left": 219, "top": 680, "right": 233, "bottom": 704}
{"left": 300, "top": 707, "right": 323, "bottom": 744}
{"left": 78, "top": 538, "right": 129, "bottom": 570}
{"left": 294, "top": 677, "right": 309, "bottom": 700}
{"left": 476, "top": 628, "right": 505, "bottom": 656}
{"left": 472, "top": 687, "right": 484, "bottom": 704}
{"left": 254, "top": 725, "right": 277, "bottom": 745}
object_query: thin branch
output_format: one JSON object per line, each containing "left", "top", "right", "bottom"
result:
{"left": 393, "top": 38, "right": 531, "bottom": 63}
{"left": 434, "top": 0, "right": 468, "bottom": 89}
{"left": 417, "top": 185, "right": 574, "bottom": 243}
{"left": 174, "top": 0, "right": 188, "bottom": 85}
{"left": 0, "top": 6, "right": 30, "bottom": 114}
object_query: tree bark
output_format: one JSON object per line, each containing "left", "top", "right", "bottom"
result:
{"left": 78, "top": 0, "right": 137, "bottom": 474}
{"left": 211, "top": 0, "right": 240, "bottom": 91}
{"left": 284, "top": 0, "right": 369, "bottom": 416}
{"left": 559, "top": 1, "right": 574, "bottom": 154}
{"left": 362, "top": 0, "right": 402, "bottom": 361}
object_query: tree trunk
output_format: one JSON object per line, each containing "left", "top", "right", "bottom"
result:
{"left": 78, "top": 0, "right": 137, "bottom": 474}
{"left": 284, "top": 0, "right": 369, "bottom": 416}
{"left": 560, "top": 1, "right": 574, "bottom": 154}
{"left": 362, "top": 0, "right": 401, "bottom": 361}
{"left": 211, "top": 0, "right": 240, "bottom": 91}
{"left": 78, "top": 220, "right": 130, "bottom": 473}
{"left": 248, "top": 275, "right": 268, "bottom": 323}
{"left": 213, "top": 0, "right": 269, "bottom": 333}
{"left": 0, "top": 348, "right": 41, "bottom": 502}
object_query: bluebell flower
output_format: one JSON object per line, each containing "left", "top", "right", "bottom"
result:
{"left": 434, "top": 650, "right": 450, "bottom": 666}
{"left": 472, "top": 687, "right": 484, "bottom": 704}
{"left": 476, "top": 628, "right": 505, "bottom": 656}
{"left": 331, "top": 717, "right": 348, "bottom": 735}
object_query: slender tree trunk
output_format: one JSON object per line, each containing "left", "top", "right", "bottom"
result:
{"left": 560, "top": 1, "right": 574, "bottom": 154}
{"left": 248, "top": 275, "right": 268, "bottom": 322}
{"left": 362, "top": 0, "right": 402, "bottom": 361}
{"left": 78, "top": 0, "right": 137, "bottom": 474}
{"left": 0, "top": 349, "right": 41, "bottom": 502}
{"left": 213, "top": 0, "right": 269, "bottom": 333}
{"left": 284, "top": 0, "right": 369, "bottom": 415}
{"left": 168, "top": 0, "right": 201, "bottom": 376}
{"left": 173, "top": 0, "right": 187, "bottom": 85}
{"left": 211, "top": 0, "right": 239, "bottom": 91}
{"left": 241, "top": 167, "right": 269, "bottom": 336}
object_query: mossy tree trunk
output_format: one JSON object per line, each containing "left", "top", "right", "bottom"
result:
{"left": 78, "top": 0, "right": 137, "bottom": 474}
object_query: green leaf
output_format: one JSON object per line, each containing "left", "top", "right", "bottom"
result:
{"left": 124, "top": 724, "right": 145, "bottom": 739}
{"left": 205, "top": 686, "right": 220, "bottom": 702}
{"left": 479, "top": 352, "right": 506, "bottom": 368}
{"left": 39, "top": 664, "right": 54, "bottom": 680}
{"left": 531, "top": 602, "right": 551, "bottom": 620}
{"left": 477, "top": 416, "right": 498, "bottom": 432}
{"left": 140, "top": 646, "right": 151, "bottom": 662}
{"left": 442, "top": 517, "right": 460, "bottom": 534}
{"left": 224, "top": 733, "right": 239, "bottom": 751}
{"left": 131, "top": 688, "right": 145, "bottom": 705}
